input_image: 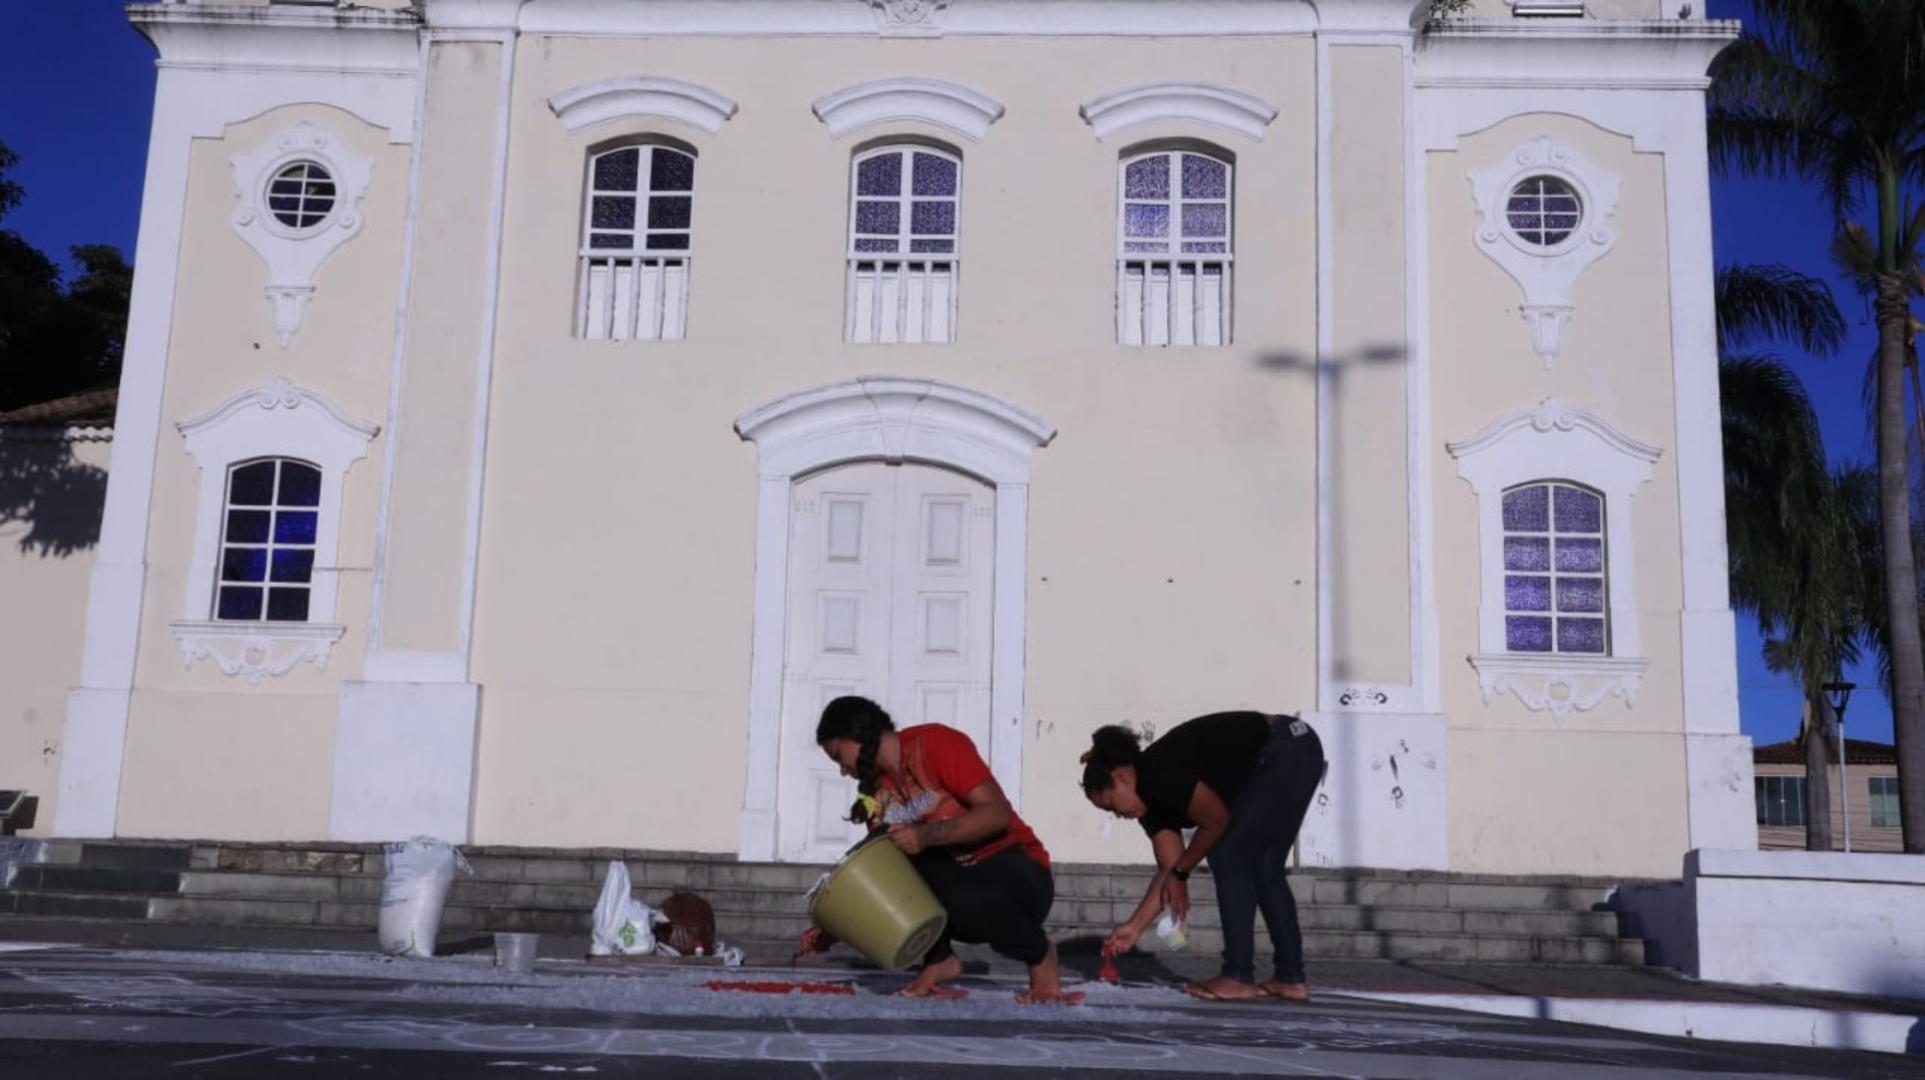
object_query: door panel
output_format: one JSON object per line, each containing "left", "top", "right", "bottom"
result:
{"left": 776, "top": 462, "right": 996, "bottom": 862}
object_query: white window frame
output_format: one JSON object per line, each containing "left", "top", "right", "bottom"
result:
{"left": 576, "top": 141, "right": 696, "bottom": 341}
{"left": 1447, "top": 397, "right": 1659, "bottom": 719}
{"left": 845, "top": 143, "right": 961, "bottom": 345}
{"left": 170, "top": 377, "right": 378, "bottom": 684}
{"left": 1116, "top": 146, "right": 1234, "bottom": 347}
{"left": 211, "top": 457, "right": 325, "bottom": 625}
{"left": 229, "top": 121, "right": 372, "bottom": 348}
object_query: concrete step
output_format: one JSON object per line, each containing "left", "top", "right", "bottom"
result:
{"left": 75, "top": 843, "right": 192, "bottom": 872}
{"left": 0, "top": 890, "right": 150, "bottom": 919}
{"left": 13, "top": 865, "right": 182, "bottom": 894}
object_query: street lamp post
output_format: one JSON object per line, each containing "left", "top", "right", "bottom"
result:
{"left": 1823, "top": 681, "right": 1856, "bottom": 853}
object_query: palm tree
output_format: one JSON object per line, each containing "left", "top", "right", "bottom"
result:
{"left": 1711, "top": 0, "right": 1925, "bottom": 852}
{"left": 1718, "top": 265, "right": 1879, "bottom": 848}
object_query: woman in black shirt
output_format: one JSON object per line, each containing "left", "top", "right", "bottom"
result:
{"left": 1081, "top": 711, "right": 1325, "bottom": 1002}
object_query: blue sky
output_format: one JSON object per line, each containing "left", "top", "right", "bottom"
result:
{"left": 0, "top": 0, "right": 1898, "bottom": 746}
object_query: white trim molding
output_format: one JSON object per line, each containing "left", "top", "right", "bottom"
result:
{"left": 1080, "top": 81, "right": 1280, "bottom": 141}
{"left": 733, "top": 376, "right": 1055, "bottom": 860}
{"left": 169, "top": 621, "right": 347, "bottom": 687}
{"left": 812, "top": 78, "right": 1006, "bottom": 142}
{"left": 172, "top": 377, "right": 378, "bottom": 682}
{"left": 1467, "top": 136, "right": 1620, "bottom": 365}
{"left": 868, "top": 0, "right": 951, "bottom": 37}
{"left": 1468, "top": 654, "right": 1649, "bottom": 721}
{"left": 1448, "top": 397, "right": 1661, "bottom": 718}
{"left": 547, "top": 77, "right": 740, "bottom": 136}
{"left": 230, "top": 122, "right": 375, "bottom": 347}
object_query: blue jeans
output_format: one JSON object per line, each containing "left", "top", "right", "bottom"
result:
{"left": 1205, "top": 715, "right": 1325, "bottom": 984}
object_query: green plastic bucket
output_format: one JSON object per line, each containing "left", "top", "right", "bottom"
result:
{"left": 809, "top": 833, "right": 948, "bottom": 971}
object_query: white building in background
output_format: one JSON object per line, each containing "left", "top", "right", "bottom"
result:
{"left": 0, "top": 0, "right": 1756, "bottom": 878}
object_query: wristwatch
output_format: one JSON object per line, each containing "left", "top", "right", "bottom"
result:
{"left": 1170, "top": 867, "right": 1191, "bottom": 882}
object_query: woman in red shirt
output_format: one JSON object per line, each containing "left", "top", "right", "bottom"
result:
{"left": 805, "top": 695, "right": 1075, "bottom": 1004}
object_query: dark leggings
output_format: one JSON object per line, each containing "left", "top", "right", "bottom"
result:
{"left": 910, "top": 846, "right": 1055, "bottom": 968}
{"left": 1206, "top": 715, "right": 1326, "bottom": 984}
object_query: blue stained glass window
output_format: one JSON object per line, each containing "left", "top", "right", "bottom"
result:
{"left": 645, "top": 234, "right": 690, "bottom": 251}
{"left": 218, "top": 587, "right": 264, "bottom": 622}
{"left": 912, "top": 153, "right": 958, "bottom": 196}
{"left": 1556, "top": 577, "right": 1604, "bottom": 613}
{"left": 648, "top": 196, "right": 692, "bottom": 230}
{"left": 593, "top": 148, "right": 639, "bottom": 191}
{"left": 592, "top": 196, "right": 635, "bottom": 230}
{"left": 267, "top": 588, "right": 310, "bottom": 622}
{"left": 589, "top": 233, "right": 630, "bottom": 250}
{"left": 857, "top": 153, "right": 901, "bottom": 197}
{"left": 280, "top": 464, "right": 321, "bottom": 507}
{"left": 222, "top": 548, "right": 267, "bottom": 583}
{"left": 225, "top": 509, "right": 270, "bottom": 544}
{"left": 1554, "top": 486, "right": 1603, "bottom": 533}
{"left": 216, "top": 458, "right": 320, "bottom": 623}
{"left": 1506, "top": 616, "right": 1553, "bottom": 653}
{"left": 650, "top": 147, "right": 694, "bottom": 192}
{"left": 1558, "top": 618, "right": 1606, "bottom": 654}
{"left": 1125, "top": 157, "right": 1170, "bottom": 200}
{"left": 271, "top": 549, "right": 315, "bottom": 583}
{"left": 856, "top": 201, "right": 899, "bottom": 235}
{"left": 854, "top": 237, "right": 898, "bottom": 253}
{"left": 1506, "top": 575, "right": 1551, "bottom": 612}
{"left": 1182, "top": 154, "right": 1227, "bottom": 199}
{"left": 1504, "top": 537, "right": 1550, "bottom": 572}
{"left": 1502, "top": 485, "right": 1548, "bottom": 531}
{"left": 1182, "top": 204, "right": 1227, "bottom": 238}
{"left": 275, "top": 512, "right": 318, "bottom": 545}
{"left": 910, "top": 238, "right": 955, "bottom": 253}
{"left": 1500, "top": 480, "right": 1608, "bottom": 655}
{"left": 911, "top": 201, "right": 955, "bottom": 235}
{"left": 1126, "top": 204, "right": 1169, "bottom": 238}
{"left": 1555, "top": 537, "right": 1602, "bottom": 573}
{"left": 229, "top": 462, "right": 276, "bottom": 506}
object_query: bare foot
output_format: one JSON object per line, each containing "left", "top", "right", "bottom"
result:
{"left": 1015, "top": 943, "right": 1086, "bottom": 1005}
{"left": 1183, "top": 976, "right": 1267, "bottom": 1001}
{"left": 1260, "top": 979, "right": 1311, "bottom": 1003}
{"left": 896, "top": 954, "right": 967, "bottom": 998}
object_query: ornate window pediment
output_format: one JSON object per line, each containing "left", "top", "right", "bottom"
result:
{"left": 230, "top": 122, "right": 374, "bottom": 347}
{"left": 1467, "top": 136, "right": 1621, "bottom": 366}
{"left": 1448, "top": 398, "right": 1661, "bottom": 719}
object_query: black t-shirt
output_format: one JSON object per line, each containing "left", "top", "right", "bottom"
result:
{"left": 1136, "top": 711, "right": 1274, "bottom": 837}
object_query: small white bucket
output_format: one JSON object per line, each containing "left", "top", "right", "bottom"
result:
{"left": 494, "top": 932, "right": 540, "bottom": 974}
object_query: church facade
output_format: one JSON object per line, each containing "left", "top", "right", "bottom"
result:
{"left": 8, "top": 0, "right": 1756, "bottom": 878}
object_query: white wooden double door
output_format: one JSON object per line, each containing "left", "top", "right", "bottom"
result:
{"left": 777, "top": 461, "right": 995, "bottom": 863}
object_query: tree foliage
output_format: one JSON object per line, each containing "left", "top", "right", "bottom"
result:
{"left": 0, "top": 140, "right": 131, "bottom": 413}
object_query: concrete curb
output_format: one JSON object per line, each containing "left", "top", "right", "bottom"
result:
{"left": 1335, "top": 991, "right": 1924, "bottom": 1057}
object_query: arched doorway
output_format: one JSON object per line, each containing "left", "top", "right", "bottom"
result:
{"left": 733, "top": 377, "right": 1055, "bottom": 861}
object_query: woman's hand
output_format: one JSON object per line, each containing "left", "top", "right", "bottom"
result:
{"left": 888, "top": 823, "right": 927, "bottom": 856}
{"left": 1103, "top": 922, "right": 1142, "bottom": 958}
{"left": 1160, "top": 874, "right": 1190, "bottom": 922}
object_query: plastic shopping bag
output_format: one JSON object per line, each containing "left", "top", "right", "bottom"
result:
{"left": 590, "top": 860, "right": 660, "bottom": 956}
{"left": 378, "top": 836, "right": 472, "bottom": 959}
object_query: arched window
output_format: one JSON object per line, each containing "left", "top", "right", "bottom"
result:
{"left": 215, "top": 457, "right": 323, "bottom": 622}
{"left": 846, "top": 144, "right": 960, "bottom": 344}
{"left": 1499, "top": 481, "right": 1608, "bottom": 655}
{"left": 577, "top": 142, "right": 695, "bottom": 341}
{"left": 1117, "top": 147, "right": 1232, "bottom": 346}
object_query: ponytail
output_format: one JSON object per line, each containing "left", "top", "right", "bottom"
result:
{"left": 1080, "top": 724, "right": 1143, "bottom": 796}
{"left": 816, "top": 695, "right": 897, "bottom": 825}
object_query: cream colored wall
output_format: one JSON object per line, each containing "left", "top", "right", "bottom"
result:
{"left": 116, "top": 103, "right": 407, "bottom": 841}
{"left": 1429, "top": 114, "right": 1690, "bottom": 876}
{"left": 1327, "top": 44, "right": 1412, "bottom": 688}
{"left": 0, "top": 437, "right": 111, "bottom": 835}
{"left": 468, "top": 35, "right": 1320, "bottom": 860}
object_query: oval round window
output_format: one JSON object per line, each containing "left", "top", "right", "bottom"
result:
{"left": 266, "top": 161, "right": 337, "bottom": 232}
{"left": 1505, "top": 175, "right": 1582, "bottom": 248}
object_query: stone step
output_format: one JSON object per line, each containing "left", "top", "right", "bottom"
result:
{"left": 76, "top": 843, "right": 192, "bottom": 872}
{"left": 13, "top": 865, "right": 182, "bottom": 894}
{"left": 0, "top": 890, "right": 150, "bottom": 919}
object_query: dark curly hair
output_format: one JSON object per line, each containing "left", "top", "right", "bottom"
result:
{"left": 816, "top": 695, "right": 897, "bottom": 825}
{"left": 1080, "top": 724, "right": 1143, "bottom": 796}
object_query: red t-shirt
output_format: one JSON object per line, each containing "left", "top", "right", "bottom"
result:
{"left": 875, "top": 724, "right": 1050, "bottom": 868}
